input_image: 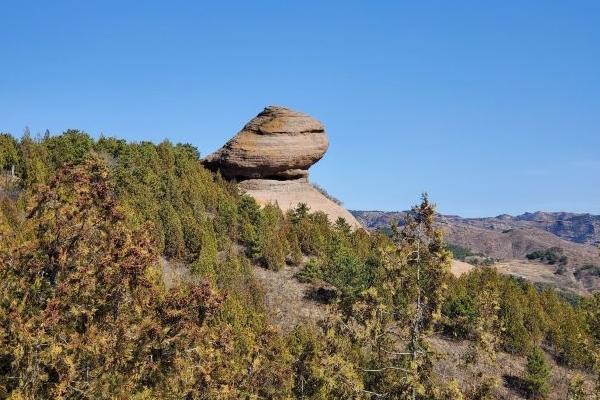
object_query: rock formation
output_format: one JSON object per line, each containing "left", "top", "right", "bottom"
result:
{"left": 203, "top": 106, "right": 329, "bottom": 180}
{"left": 204, "top": 106, "right": 361, "bottom": 228}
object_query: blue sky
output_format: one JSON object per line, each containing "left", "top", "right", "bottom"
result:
{"left": 1, "top": 1, "right": 599, "bottom": 217}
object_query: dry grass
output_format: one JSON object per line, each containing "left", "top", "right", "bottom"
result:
{"left": 352, "top": 210, "right": 600, "bottom": 292}
{"left": 249, "top": 260, "right": 596, "bottom": 399}
{"left": 493, "top": 259, "right": 587, "bottom": 295}
{"left": 431, "top": 335, "right": 595, "bottom": 399}
{"left": 160, "top": 249, "right": 596, "bottom": 399}
{"left": 451, "top": 259, "right": 475, "bottom": 276}
{"left": 252, "top": 263, "right": 328, "bottom": 331}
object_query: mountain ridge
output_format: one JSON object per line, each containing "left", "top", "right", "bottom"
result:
{"left": 352, "top": 210, "right": 600, "bottom": 246}
{"left": 351, "top": 209, "right": 600, "bottom": 292}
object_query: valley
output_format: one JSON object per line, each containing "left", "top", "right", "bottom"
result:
{"left": 353, "top": 210, "right": 600, "bottom": 294}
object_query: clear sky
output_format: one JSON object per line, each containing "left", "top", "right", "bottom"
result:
{"left": 1, "top": 1, "right": 599, "bottom": 217}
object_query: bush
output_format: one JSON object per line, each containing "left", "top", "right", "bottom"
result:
{"left": 159, "top": 202, "right": 186, "bottom": 258}
{"left": 524, "top": 347, "right": 551, "bottom": 399}
{"left": 0, "top": 133, "right": 20, "bottom": 173}
{"left": 447, "top": 243, "right": 474, "bottom": 261}
{"left": 526, "top": 247, "right": 567, "bottom": 266}
{"left": 575, "top": 264, "right": 600, "bottom": 278}
{"left": 311, "top": 182, "right": 343, "bottom": 205}
{"left": 567, "top": 375, "right": 588, "bottom": 400}
{"left": 441, "top": 268, "right": 597, "bottom": 368}
{"left": 190, "top": 224, "right": 218, "bottom": 280}
{"left": 262, "top": 230, "right": 286, "bottom": 271}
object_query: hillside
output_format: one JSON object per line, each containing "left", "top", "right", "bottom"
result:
{"left": 445, "top": 211, "right": 600, "bottom": 246}
{"left": 253, "top": 261, "right": 597, "bottom": 400}
{"left": 352, "top": 210, "right": 600, "bottom": 293}
{"left": 352, "top": 210, "right": 600, "bottom": 247}
{"left": 1, "top": 125, "right": 600, "bottom": 399}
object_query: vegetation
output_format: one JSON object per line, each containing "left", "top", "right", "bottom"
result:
{"left": 466, "top": 255, "right": 496, "bottom": 267}
{"left": 312, "top": 182, "right": 343, "bottom": 205}
{"left": 0, "top": 133, "right": 19, "bottom": 175}
{"left": 443, "top": 243, "right": 495, "bottom": 266}
{"left": 575, "top": 263, "right": 600, "bottom": 278}
{"left": 0, "top": 130, "right": 599, "bottom": 399}
{"left": 0, "top": 157, "right": 294, "bottom": 398}
{"left": 524, "top": 347, "right": 551, "bottom": 399}
{"left": 526, "top": 247, "right": 568, "bottom": 266}
{"left": 567, "top": 374, "right": 588, "bottom": 400}
{"left": 448, "top": 243, "right": 475, "bottom": 260}
{"left": 441, "top": 267, "right": 599, "bottom": 368}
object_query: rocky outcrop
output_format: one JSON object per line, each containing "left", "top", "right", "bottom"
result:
{"left": 239, "top": 179, "right": 361, "bottom": 228}
{"left": 203, "top": 106, "right": 328, "bottom": 180}
{"left": 204, "top": 105, "right": 361, "bottom": 228}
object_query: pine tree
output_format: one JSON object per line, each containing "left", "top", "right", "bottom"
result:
{"left": 0, "top": 133, "right": 20, "bottom": 175}
{"left": 524, "top": 347, "right": 551, "bottom": 399}
{"left": 469, "top": 272, "right": 503, "bottom": 363}
{"left": 19, "top": 133, "right": 50, "bottom": 188}
{"left": 190, "top": 222, "right": 218, "bottom": 281}
{"left": 262, "top": 230, "right": 286, "bottom": 270}
{"left": 159, "top": 202, "right": 186, "bottom": 258}
{"left": 44, "top": 129, "right": 94, "bottom": 168}
{"left": 396, "top": 194, "right": 451, "bottom": 399}
{"left": 292, "top": 202, "right": 310, "bottom": 222}
{"left": 287, "top": 324, "right": 366, "bottom": 399}
{"left": 585, "top": 292, "right": 600, "bottom": 399}
{"left": 337, "top": 194, "right": 451, "bottom": 399}
{"left": 287, "top": 229, "right": 303, "bottom": 266}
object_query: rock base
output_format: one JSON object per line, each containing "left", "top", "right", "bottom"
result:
{"left": 239, "top": 179, "right": 361, "bottom": 229}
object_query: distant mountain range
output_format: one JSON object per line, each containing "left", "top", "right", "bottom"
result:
{"left": 452, "top": 211, "right": 600, "bottom": 246}
{"left": 352, "top": 211, "right": 600, "bottom": 247}
{"left": 351, "top": 210, "right": 600, "bottom": 292}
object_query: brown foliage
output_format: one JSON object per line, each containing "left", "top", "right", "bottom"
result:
{"left": 0, "top": 157, "right": 292, "bottom": 399}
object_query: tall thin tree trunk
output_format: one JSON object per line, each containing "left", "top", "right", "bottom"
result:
{"left": 411, "top": 240, "right": 422, "bottom": 400}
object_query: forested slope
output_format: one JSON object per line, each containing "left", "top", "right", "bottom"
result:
{"left": 352, "top": 210, "right": 600, "bottom": 292}
{"left": 1, "top": 131, "right": 599, "bottom": 399}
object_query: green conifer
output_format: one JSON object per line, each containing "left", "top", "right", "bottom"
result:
{"left": 525, "top": 347, "right": 551, "bottom": 399}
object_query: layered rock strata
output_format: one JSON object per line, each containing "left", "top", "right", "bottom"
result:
{"left": 203, "top": 106, "right": 328, "bottom": 180}
{"left": 204, "top": 106, "right": 361, "bottom": 229}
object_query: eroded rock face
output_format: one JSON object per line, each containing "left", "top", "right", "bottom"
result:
{"left": 239, "top": 179, "right": 362, "bottom": 229}
{"left": 203, "top": 106, "right": 328, "bottom": 180}
{"left": 204, "top": 105, "right": 361, "bottom": 229}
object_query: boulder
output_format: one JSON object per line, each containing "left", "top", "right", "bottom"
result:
{"left": 203, "top": 106, "right": 328, "bottom": 180}
{"left": 204, "top": 105, "right": 361, "bottom": 229}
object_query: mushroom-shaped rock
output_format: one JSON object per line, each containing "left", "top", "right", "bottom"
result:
{"left": 204, "top": 105, "right": 362, "bottom": 229}
{"left": 204, "top": 106, "right": 328, "bottom": 180}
